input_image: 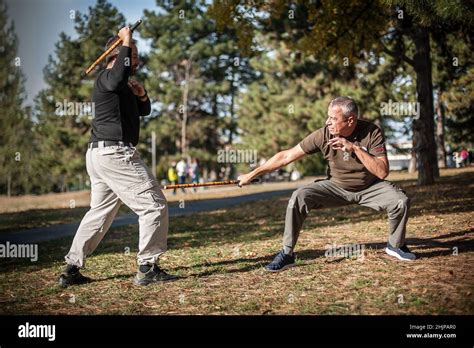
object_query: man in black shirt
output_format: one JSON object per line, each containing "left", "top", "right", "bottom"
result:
{"left": 59, "top": 26, "right": 177, "bottom": 287}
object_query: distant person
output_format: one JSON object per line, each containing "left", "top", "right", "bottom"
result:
{"left": 238, "top": 96, "right": 416, "bottom": 272}
{"left": 290, "top": 169, "right": 302, "bottom": 181}
{"left": 176, "top": 159, "right": 188, "bottom": 193}
{"left": 189, "top": 158, "right": 200, "bottom": 192}
{"left": 446, "top": 144, "right": 454, "bottom": 168}
{"left": 460, "top": 148, "right": 469, "bottom": 167}
{"left": 167, "top": 162, "right": 178, "bottom": 195}
{"left": 454, "top": 151, "right": 463, "bottom": 168}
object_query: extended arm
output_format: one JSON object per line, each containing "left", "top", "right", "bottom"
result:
{"left": 237, "top": 144, "right": 306, "bottom": 185}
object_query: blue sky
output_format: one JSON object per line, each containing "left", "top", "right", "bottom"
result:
{"left": 6, "top": 0, "right": 156, "bottom": 106}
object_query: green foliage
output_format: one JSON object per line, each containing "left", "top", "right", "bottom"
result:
{"left": 236, "top": 35, "right": 419, "bottom": 176}
{"left": 3, "top": 0, "right": 473, "bottom": 194}
{"left": 209, "top": 0, "right": 474, "bottom": 185}
{"left": 140, "top": 0, "right": 256, "bottom": 180}
{"left": 0, "top": 0, "right": 34, "bottom": 195}
{"left": 32, "top": 0, "right": 126, "bottom": 193}
{"left": 209, "top": 1, "right": 388, "bottom": 63}
{"left": 431, "top": 28, "right": 474, "bottom": 147}
{"left": 237, "top": 43, "right": 328, "bottom": 175}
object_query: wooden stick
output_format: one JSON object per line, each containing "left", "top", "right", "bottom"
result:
{"left": 85, "top": 19, "right": 142, "bottom": 75}
{"left": 162, "top": 179, "right": 259, "bottom": 190}
{"left": 163, "top": 180, "right": 239, "bottom": 190}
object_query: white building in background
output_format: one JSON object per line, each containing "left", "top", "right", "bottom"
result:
{"left": 386, "top": 142, "right": 412, "bottom": 170}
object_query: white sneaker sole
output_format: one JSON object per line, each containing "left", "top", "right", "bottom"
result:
{"left": 385, "top": 247, "right": 415, "bottom": 261}
{"left": 265, "top": 263, "right": 296, "bottom": 273}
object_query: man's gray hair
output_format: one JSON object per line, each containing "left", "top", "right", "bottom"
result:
{"left": 329, "top": 96, "right": 359, "bottom": 119}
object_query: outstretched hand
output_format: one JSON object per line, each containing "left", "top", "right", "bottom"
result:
{"left": 237, "top": 173, "right": 253, "bottom": 187}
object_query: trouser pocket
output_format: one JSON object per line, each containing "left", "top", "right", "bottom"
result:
{"left": 134, "top": 185, "right": 167, "bottom": 212}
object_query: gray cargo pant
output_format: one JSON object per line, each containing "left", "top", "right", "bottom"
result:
{"left": 65, "top": 142, "right": 168, "bottom": 267}
{"left": 283, "top": 179, "right": 410, "bottom": 251}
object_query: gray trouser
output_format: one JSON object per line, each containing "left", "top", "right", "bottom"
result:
{"left": 65, "top": 143, "right": 168, "bottom": 267}
{"left": 283, "top": 179, "right": 410, "bottom": 250}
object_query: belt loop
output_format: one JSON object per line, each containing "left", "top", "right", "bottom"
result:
{"left": 98, "top": 141, "right": 104, "bottom": 148}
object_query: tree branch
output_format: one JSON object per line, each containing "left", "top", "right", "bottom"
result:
{"left": 380, "top": 41, "right": 415, "bottom": 66}
{"left": 326, "top": 2, "right": 374, "bottom": 48}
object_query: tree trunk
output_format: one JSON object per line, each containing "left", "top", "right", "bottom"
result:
{"left": 228, "top": 70, "right": 236, "bottom": 179}
{"left": 181, "top": 90, "right": 188, "bottom": 157}
{"left": 228, "top": 70, "right": 236, "bottom": 145}
{"left": 436, "top": 93, "right": 447, "bottom": 169}
{"left": 408, "top": 148, "right": 417, "bottom": 173}
{"left": 411, "top": 26, "right": 438, "bottom": 185}
{"left": 60, "top": 174, "right": 66, "bottom": 193}
{"left": 181, "top": 59, "right": 192, "bottom": 157}
{"left": 7, "top": 172, "right": 11, "bottom": 197}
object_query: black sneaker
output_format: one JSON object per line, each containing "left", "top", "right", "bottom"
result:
{"left": 58, "top": 265, "right": 92, "bottom": 288}
{"left": 265, "top": 250, "right": 296, "bottom": 272}
{"left": 385, "top": 243, "right": 416, "bottom": 261}
{"left": 134, "top": 264, "right": 179, "bottom": 286}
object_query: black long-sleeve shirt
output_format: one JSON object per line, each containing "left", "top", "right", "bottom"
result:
{"left": 90, "top": 46, "right": 151, "bottom": 146}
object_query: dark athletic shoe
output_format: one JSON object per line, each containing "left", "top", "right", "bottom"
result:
{"left": 265, "top": 250, "right": 296, "bottom": 272}
{"left": 58, "top": 265, "right": 92, "bottom": 288}
{"left": 134, "top": 264, "right": 179, "bottom": 286}
{"left": 385, "top": 243, "right": 416, "bottom": 261}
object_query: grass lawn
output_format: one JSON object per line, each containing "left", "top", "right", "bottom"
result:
{"left": 0, "top": 168, "right": 473, "bottom": 314}
{"left": 0, "top": 205, "right": 133, "bottom": 233}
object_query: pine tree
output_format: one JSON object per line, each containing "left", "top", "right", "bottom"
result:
{"left": 0, "top": 0, "right": 33, "bottom": 195}
{"left": 33, "top": 0, "right": 126, "bottom": 193}
{"left": 431, "top": 25, "right": 474, "bottom": 151}
{"left": 237, "top": 43, "right": 329, "bottom": 176}
{"left": 141, "top": 0, "right": 256, "bottom": 179}
{"left": 208, "top": 0, "right": 474, "bottom": 185}
{"left": 236, "top": 38, "right": 411, "bottom": 177}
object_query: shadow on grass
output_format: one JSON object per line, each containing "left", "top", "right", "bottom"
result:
{"left": 1, "top": 171, "right": 473, "bottom": 278}
{"left": 4, "top": 226, "right": 471, "bottom": 286}
{"left": 0, "top": 208, "right": 91, "bottom": 233}
{"left": 0, "top": 202, "right": 180, "bottom": 233}
{"left": 166, "top": 170, "right": 474, "bottom": 249}
{"left": 163, "top": 228, "right": 474, "bottom": 278}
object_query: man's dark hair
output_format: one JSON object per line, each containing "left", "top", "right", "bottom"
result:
{"left": 104, "top": 35, "right": 137, "bottom": 64}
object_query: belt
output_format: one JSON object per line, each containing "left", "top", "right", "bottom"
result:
{"left": 88, "top": 141, "right": 133, "bottom": 149}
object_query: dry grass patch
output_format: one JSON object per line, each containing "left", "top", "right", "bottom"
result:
{"left": 0, "top": 168, "right": 472, "bottom": 315}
